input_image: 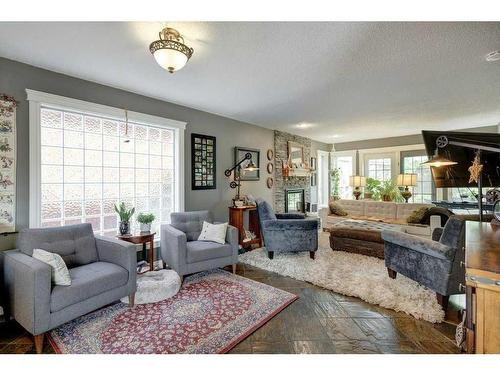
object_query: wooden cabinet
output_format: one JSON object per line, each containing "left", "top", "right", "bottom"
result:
{"left": 228, "top": 206, "right": 262, "bottom": 249}
{"left": 465, "top": 221, "right": 500, "bottom": 354}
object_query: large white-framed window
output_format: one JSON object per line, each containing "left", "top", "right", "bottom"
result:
{"left": 27, "top": 89, "right": 186, "bottom": 236}
{"left": 364, "top": 153, "right": 393, "bottom": 181}
{"left": 331, "top": 150, "right": 356, "bottom": 199}
{"left": 400, "top": 150, "right": 434, "bottom": 203}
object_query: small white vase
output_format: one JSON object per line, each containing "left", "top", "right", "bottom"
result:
{"left": 140, "top": 223, "right": 151, "bottom": 232}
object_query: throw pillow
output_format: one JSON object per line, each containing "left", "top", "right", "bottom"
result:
{"left": 406, "top": 207, "right": 429, "bottom": 224}
{"left": 197, "top": 221, "right": 228, "bottom": 245}
{"left": 329, "top": 202, "right": 348, "bottom": 216}
{"left": 421, "top": 206, "right": 455, "bottom": 226}
{"left": 32, "top": 249, "right": 71, "bottom": 286}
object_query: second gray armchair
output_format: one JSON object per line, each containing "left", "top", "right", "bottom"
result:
{"left": 160, "top": 211, "right": 239, "bottom": 280}
{"left": 256, "top": 198, "right": 319, "bottom": 260}
{"left": 382, "top": 216, "right": 466, "bottom": 310}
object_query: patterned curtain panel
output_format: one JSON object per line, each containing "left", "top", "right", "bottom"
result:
{"left": 0, "top": 94, "right": 16, "bottom": 233}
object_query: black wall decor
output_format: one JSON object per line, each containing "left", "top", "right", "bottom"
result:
{"left": 191, "top": 133, "right": 216, "bottom": 190}
{"left": 234, "top": 146, "right": 260, "bottom": 181}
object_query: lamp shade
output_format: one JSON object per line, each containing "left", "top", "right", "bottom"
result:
{"left": 349, "top": 176, "right": 366, "bottom": 187}
{"left": 244, "top": 160, "right": 259, "bottom": 172}
{"left": 396, "top": 174, "right": 417, "bottom": 187}
{"left": 421, "top": 155, "right": 457, "bottom": 168}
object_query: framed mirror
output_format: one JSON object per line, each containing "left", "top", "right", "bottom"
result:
{"left": 288, "top": 141, "right": 304, "bottom": 167}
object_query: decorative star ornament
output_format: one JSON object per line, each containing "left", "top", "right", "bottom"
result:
{"left": 468, "top": 153, "right": 483, "bottom": 184}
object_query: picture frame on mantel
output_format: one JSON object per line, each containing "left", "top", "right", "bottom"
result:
{"left": 234, "top": 146, "right": 260, "bottom": 181}
{"left": 191, "top": 133, "right": 216, "bottom": 190}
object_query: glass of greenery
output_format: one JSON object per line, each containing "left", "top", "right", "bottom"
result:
{"left": 114, "top": 202, "right": 135, "bottom": 235}
{"left": 137, "top": 212, "right": 156, "bottom": 233}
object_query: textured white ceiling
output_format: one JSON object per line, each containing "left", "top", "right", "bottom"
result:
{"left": 0, "top": 22, "right": 499, "bottom": 143}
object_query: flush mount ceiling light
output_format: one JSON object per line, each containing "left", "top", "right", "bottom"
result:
{"left": 149, "top": 27, "right": 194, "bottom": 73}
{"left": 485, "top": 50, "right": 500, "bottom": 62}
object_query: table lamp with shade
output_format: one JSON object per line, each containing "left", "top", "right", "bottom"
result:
{"left": 349, "top": 176, "right": 366, "bottom": 200}
{"left": 396, "top": 173, "right": 417, "bottom": 203}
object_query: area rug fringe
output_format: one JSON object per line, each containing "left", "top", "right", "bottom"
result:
{"left": 239, "top": 233, "right": 445, "bottom": 323}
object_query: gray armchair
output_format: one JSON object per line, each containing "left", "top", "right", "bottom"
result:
{"left": 3, "top": 223, "right": 137, "bottom": 353}
{"left": 160, "top": 211, "right": 239, "bottom": 280}
{"left": 382, "top": 217, "right": 465, "bottom": 310}
{"left": 256, "top": 198, "right": 319, "bottom": 260}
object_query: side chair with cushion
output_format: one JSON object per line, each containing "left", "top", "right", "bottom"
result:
{"left": 3, "top": 223, "right": 137, "bottom": 353}
{"left": 160, "top": 210, "right": 239, "bottom": 281}
{"left": 381, "top": 216, "right": 466, "bottom": 310}
{"left": 256, "top": 198, "right": 319, "bottom": 260}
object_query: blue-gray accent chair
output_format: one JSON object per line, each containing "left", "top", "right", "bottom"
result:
{"left": 256, "top": 198, "right": 319, "bottom": 260}
{"left": 160, "top": 211, "right": 239, "bottom": 280}
{"left": 2, "top": 223, "right": 137, "bottom": 353}
{"left": 382, "top": 216, "right": 465, "bottom": 309}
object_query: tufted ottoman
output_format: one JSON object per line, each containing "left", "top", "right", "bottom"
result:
{"left": 121, "top": 269, "right": 181, "bottom": 305}
{"left": 326, "top": 219, "right": 403, "bottom": 259}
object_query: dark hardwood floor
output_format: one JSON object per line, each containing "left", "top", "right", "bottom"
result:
{"left": 227, "top": 263, "right": 462, "bottom": 354}
{"left": 0, "top": 263, "right": 463, "bottom": 354}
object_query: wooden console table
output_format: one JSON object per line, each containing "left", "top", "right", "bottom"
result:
{"left": 464, "top": 221, "right": 500, "bottom": 354}
{"left": 228, "top": 206, "right": 262, "bottom": 249}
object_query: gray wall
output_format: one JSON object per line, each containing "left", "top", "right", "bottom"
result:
{"left": 0, "top": 57, "right": 296, "bottom": 232}
{"left": 333, "top": 125, "right": 499, "bottom": 151}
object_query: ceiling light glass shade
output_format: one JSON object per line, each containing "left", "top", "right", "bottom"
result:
{"left": 396, "top": 173, "right": 417, "bottom": 187}
{"left": 150, "top": 27, "right": 194, "bottom": 73}
{"left": 153, "top": 49, "right": 189, "bottom": 72}
{"left": 421, "top": 155, "right": 458, "bottom": 168}
{"left": 349, "top": 176, "right": 366, "bottom": 187}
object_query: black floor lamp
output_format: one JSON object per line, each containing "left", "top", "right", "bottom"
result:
{"left": 422, "top": 135, "right": 500, "bottom": 222}
{"left": 225, "top": 152, "right": 259, "bottom": 202}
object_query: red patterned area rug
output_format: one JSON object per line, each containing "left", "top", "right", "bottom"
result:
{"left": 48, "top": 269, "right": 297, "bottom": 354}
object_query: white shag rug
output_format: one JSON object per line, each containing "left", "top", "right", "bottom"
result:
{"left": 239, "top": 232, "right": 445, "bottom": 323}
{"left": 120, "top": 269, "right": 181, "bottom": 305}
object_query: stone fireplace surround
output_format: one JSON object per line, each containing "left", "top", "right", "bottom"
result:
{"left": 273, "top": 130, "right": 311, "bottom": 213}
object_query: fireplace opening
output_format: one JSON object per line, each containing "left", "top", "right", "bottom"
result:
{"left": 285, "top": 189, "right": 305, "bottom": 213}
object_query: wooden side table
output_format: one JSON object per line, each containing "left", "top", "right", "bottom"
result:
{"left": 117, "top": 232, "right": 156, "bottom": 273}
{"left": 228, "top": 206, "right": 262, "bottom": 249}
{"left": 464, "top": 221, "right": 500, "bottom": 354}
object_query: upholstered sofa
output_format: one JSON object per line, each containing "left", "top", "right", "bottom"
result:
{"left": 256, "top": 198, "right": 319, "bottom": 259}
{"left": 160, "top": 210, "right": 239, "bottom": 280}
{"left": 318, "top": 199, "right": 440, "bottom": 236}
{"left": 3, "top": 223, "right": 137, "bottom": 353}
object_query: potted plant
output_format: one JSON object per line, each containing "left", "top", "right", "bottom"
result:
{"left": 329, "top": 168, "right": 341, "bottom": 201}
{"left": 137, "top": 212, "right": 155, "bottom": 233}
{"left": 114, "top": 202, "right": 135, "bottom": 235}
{"left": 364, "top": 177, "right": 381, "bottom": 201}
{"left": 379, "top": 179, "right": 404, "bottom": 202}
{"left": 364, "top": 177, "right": 381, "bottom": 200}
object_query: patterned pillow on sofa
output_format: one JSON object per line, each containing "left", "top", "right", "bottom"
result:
{"left": 329, "top": 202, "right": 348, "bottom": 216}
{"left": 406, "top": 207, "right": 429, "bottom": 224}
